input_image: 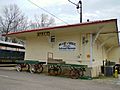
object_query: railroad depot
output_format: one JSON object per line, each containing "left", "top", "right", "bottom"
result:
{"left": 5, "top": 19, "right": 120, "bottom": 77}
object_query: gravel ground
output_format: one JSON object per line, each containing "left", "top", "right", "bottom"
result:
{"left": 0, "top": 67, "right": 120, "bottom": 90}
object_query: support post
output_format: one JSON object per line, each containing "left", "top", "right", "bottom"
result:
{"left": 90, "top": 34, "right": 93, "bottom": 66}
{"left": 93, "top": 29, "right": 102, "bottom": 44}
{"left": 106, "top": 46, "right": 114, "bottom": 53}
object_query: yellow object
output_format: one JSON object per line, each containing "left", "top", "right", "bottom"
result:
{"left": 114, "top": 69, "right": 118, "bottom": 78}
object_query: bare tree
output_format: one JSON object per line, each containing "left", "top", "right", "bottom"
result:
{"left": 0, "top": 4, "right": 28, "bottom": 41}
{"left": 29, "top": 14, "right": 55, "bottom": 29}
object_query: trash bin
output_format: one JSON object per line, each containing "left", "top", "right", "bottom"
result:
{"left": 104, "top": 66, "right": 113, "bottom": 76}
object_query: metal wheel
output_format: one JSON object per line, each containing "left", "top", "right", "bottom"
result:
{"left": 25, "top": 64, "right": 30, "bottom": 71}
{"left": 78, "top": 68, "right": 84, "bottom": 77}
{"left": 48, "top": 65, "right": 62, "bottom": 76}
{"left": 36, "top": 64, "right": 43, "bottom": 73}
{"left": 48, "top": 65, "right": 55, "bottom": 75}
{"left": 29, "top": 64, "right": 36, "bottom": 73}
{"left": 56, "top": 66, "right": 62, "bottom": 75}
{"left": 16, "top": 64, "right": 22, "bottom": 72}
{"left": 69, "top": 68, "right": 79, "bottom": 79}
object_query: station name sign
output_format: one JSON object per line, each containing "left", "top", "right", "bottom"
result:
{"left": 37, "top": 31, "right": 50, "bottom": 36}
{"left": 59, "top": 42, "right": 76, "bottom": 50}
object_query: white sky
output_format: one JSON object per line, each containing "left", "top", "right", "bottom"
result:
{"left": 0, "top": 0, "right": 120, "bottom": 28}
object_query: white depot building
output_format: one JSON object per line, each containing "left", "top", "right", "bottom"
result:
{"left": 6, "top": 19, "right": 120, "bottom": 77}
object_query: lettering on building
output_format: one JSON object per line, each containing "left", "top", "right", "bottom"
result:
{"left": 37, "top": 31, "right": 50, "bottom": 36}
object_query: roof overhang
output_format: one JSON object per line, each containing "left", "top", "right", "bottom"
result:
{"left": 0, "top": 41, "right": 25, "bottom": 49}
{"left": 3, "top": 19, "right": 119, "bottom": 48}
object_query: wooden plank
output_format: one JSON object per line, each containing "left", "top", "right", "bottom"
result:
{"left": 15, "top": 60, "right": 46, "bottom": 64}
{"left": 48, "top": 63, "right": 87, "bottom": 68}
{"left": 15, "top": 60, "right": 24, "bottom": 64}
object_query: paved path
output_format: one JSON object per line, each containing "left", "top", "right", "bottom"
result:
{"left": 0, "top": 68, "right": 120, "bottom": 90}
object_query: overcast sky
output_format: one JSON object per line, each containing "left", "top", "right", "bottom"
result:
{"left": 0, "top": 0, "right": 120, "bottom": 29}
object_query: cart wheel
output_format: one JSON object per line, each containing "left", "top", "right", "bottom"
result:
{"left": 78, "top": 68, "right": 84, "bottom": 77}
{"left": 16, "top": 64, "right": 22, "bottom": 72}
{"left": 36, "top": 64, "right": 43, "bottom": 73}
{"left": 52, "top": 66, "right": 60, "bottom": 76}
{"left": 48, "top": 65, "right": 62, "bottom": 76}
{"left": 29, "top": 64, "right": 36, "bottom": 73}
{"left": 48, "top": 65, "right": 55, "bottom": 75}
{"left": 26, "top": 64, "right": 30, "bottom": 71}
{"left": 69, "top": 69, "right": 79, "bottom": 79}
{"left": 55, "top": 66, "right": 62, "bottom": 75}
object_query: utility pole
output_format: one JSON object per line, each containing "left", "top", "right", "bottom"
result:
{"left": 68, "top": 0, "right": 82, "bottom": 23}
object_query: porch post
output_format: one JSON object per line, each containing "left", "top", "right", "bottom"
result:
{"left": 90, "top": 34, "right": 93, "bottom": 66}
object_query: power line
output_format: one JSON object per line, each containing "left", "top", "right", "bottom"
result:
{"left": 27, "top": 0, "right": 69, "bottom": 25}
